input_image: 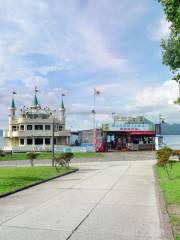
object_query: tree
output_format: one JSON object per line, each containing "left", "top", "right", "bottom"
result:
{"left": 26, "top": 152, "right": 38, "bottom": 167}
{"left": 158, "top": 0, "right": 180, "bottom": 102}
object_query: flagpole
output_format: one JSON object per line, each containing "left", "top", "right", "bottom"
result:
{"left": 93, "top": 89, "right": 96, "bottom": 152}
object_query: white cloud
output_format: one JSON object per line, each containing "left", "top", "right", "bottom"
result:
{"left": 148, "top": 17, "right": 170, "bottom": 41}
{"left": 134, "top": 80, "right": 178, "bottom": 107}
{"left": 128, "top": 80, "right": 180, "bottom": 123}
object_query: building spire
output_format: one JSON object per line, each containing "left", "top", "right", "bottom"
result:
{"left": 33, "top": 87, "right": 39, "bottom": 107}
{"left": 11, "top": 98, "right": 16, "bottom": 109}
{"left": 61, "top": 93, "right": 65, "bottom": 109}
{"left": 11, "top": 91, "right": 16, "bottom": 109}
{"left": 61, "top": 98, "right": 65, "bottom": 109}
{"left": 10, "top": 91, "right": 17, "bottom": 117}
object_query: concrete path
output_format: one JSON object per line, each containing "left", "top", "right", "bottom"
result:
{"left": 0, "top": 159, "right": 162, "bottom": 240}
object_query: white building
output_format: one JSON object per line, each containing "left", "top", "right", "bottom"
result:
{"left": 3, "top": 91, "right": 70, "bottom": 152}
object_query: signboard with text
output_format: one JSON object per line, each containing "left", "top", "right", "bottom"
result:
{"left": 102, "top": 123, "right": 155, "bottom": 132}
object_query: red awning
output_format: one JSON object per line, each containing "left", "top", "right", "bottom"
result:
{"left": 128, "top": 131, "right": 155, "bottom": 136}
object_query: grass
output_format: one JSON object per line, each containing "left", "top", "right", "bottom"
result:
{"left": 0, "top": 152, "right": 104, "bottom": 161}
{"left": 156, "top": 162, "right": 180, "bottom": 240}
{"left": 0, "top": 166, "right": 76, "bottom": 196}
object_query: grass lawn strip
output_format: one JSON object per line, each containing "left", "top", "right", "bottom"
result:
{"left": 0, "top": 166, "right": 77, "bottom": 196}
{"left": 0, "top": 152, "right": 104, "bottom": 161}
{"left": 156, "top": 163, "right": 180, "bottom": 240}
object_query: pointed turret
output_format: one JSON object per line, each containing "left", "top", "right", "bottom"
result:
{"left": 33, "top": 94, "right": 39, "bottom": 106}
{"left": 11, "top": 98, "right": 16, "bottom": 109}
{"left": 31, "top": 87, "right": 40, "bottom": 110}
{"left": 61, "top": 98, "right": 65, "bottom": 110}
{"left": 59, "top": 95, "right": 66, "bottom": 123}
{"left": 9, "top": 92, "right": 17, "bottom": 117}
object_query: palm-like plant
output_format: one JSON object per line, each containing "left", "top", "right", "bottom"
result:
{"left": 26, "top": 152, "right": 38, "bottom": 167}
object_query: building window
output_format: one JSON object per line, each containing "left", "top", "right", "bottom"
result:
{"left": 12, "top": 126, "right": 17, "bottom": 131}
{"left": 45, "top": 138, "right": 51, "bottom": 145}
{"left": 45, "top": 125, "right": 51, "bottom": 130}
{"left": 27, "top": 138, "right": 33, "bottom": 145}
{"left": 20, "top": 139, "right": 24, "bottom": 145}
{"left": 59, "top": 126, "right": 62, "bottom": 131}
{"left": 53, "top": 138, "right": 57, "bottom": 145}
{"left": 27, "top": 125, "right": 33, "bottom": 130}
{"left": 35, "top": 138, "right": 43, "bottom": 145}
{"left": 20, "top": 125, "right": 24, "bottom": 130}
{"left": 35, "top": 125, "right": 43, "bottom": 130}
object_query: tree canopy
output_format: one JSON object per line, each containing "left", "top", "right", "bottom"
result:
{"left": 158, "top": 0, "right": 180, "bottom": 103}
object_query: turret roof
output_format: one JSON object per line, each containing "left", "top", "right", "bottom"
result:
{"left": 11, "top": 98, "right": 16, "bottom": 109}
{"left": 33, "top": 94, "right": 39, "bottom": 106}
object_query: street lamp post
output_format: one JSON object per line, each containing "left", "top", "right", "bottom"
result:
{"left": 52, "top": 116, "right": 55, "bottom": 167}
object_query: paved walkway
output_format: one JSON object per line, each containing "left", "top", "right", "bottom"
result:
{"left": 0, "top": 158, "right": 162, "bottom": 240}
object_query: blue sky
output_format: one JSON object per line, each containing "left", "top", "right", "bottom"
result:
{"left": 0, "top": 0, "right": 179, "bottom": 129}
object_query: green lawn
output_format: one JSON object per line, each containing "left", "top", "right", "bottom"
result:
{"left": 0, "top": 166, "right": 76, "bottom": 196}
{"left": 0, "top": 152, "right": 104, "bottom": 161}
{"left": 156, "top": 162, "right": 180, "bottom": 240}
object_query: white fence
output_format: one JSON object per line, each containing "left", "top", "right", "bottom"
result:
{"left": 4, "top": 145, "right": 94, "bottom": 153}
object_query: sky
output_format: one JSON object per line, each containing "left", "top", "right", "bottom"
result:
{"left": 0, "top": 0, "right": 179, "bottom": 130}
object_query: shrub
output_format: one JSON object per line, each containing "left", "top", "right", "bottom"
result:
{"left": 54, "top": 153, "right": 74, "bottom": 170}
{"left": 0, "top": 149, "right": 6, "bottom": 157}
{"left": 156, "top": 147, "right": 173, "bottom": 167}
{"left": 26, "top": 152, "right": 39, "bottom": 167}
{"left": 156, "top": 147, "right": 174, "bottom": 178}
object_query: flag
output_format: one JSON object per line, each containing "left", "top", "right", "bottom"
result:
{"left": 12, "top": 91, "right": 16, "bottom": 94}
{"left": 94, "top": 88, "right": 100, "bottom": 96}
{"left": 62, "top": 93, "right": 65, "bottom": 96}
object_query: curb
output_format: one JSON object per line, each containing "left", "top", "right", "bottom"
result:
{"left": 154, "top": 166, "right": 174, "bottom": 240}
{"left": 0, "top": 168, "right": 78, "bottom": 199}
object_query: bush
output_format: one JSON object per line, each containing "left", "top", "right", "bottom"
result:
{"left": 0, "top": 150, "right": 6, "bottom": 157}
{"left": 156, "top": 147, "right": 173, "bottom": 167}
{"left": 54, "top": 153, "right": 74, "bottom": 170}
{"left": 26, "top": 152, "right": 39, "bottom": 167}
{"left": 156, "top": 147, "right": 175, "bottom": 178}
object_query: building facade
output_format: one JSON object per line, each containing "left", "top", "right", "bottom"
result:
{"left": 3, "top": 92, "right": 70, "bottom": 152}
{"left": 78, "top": 116, "right": 156, "bottom": 152}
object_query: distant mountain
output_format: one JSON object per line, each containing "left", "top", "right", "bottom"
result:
{"left": 162, "top": 123, "right": 180, "bottom": 135}
{"left": 0, "top": 130, "right": 3, "bottom": 136}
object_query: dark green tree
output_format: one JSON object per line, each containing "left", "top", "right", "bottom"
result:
{"left": 158, "top": 0, "right": 180, "bottom": 103}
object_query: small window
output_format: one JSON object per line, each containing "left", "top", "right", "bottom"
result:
{"left": 35, "top": 125, "right": 43, "bottom": 130}
{"left": 27, "top": 125, "right": 33, "bottom": 130}
{"left": 45, "top": 125, "right": 51, "bottom": 130}
{"left": 20, "top": 139, "right": 24, "bottom": 145}
{"left": 59, "top": 126, "right": 62, "bottom": 131}
{"left": 45, "top": 138, "right": 51, "bottom": 145}
{"left": 27, "top": 139, "right": 33, "bottom": 145}
{"left": 20, "top": 125, "right": 24, "bottom": 130}
{"left": 12, "top": 126, "right": 17, "bottom": 131}
{"left": 35, "top": 138, "right": 43, "bottom": 145}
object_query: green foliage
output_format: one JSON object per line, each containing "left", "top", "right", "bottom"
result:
{"left": 0, "top": 149, "right": 6, "bottom": 157}
{"left": 158, "top": 0, "right": 180, "bottom": 32}
{"left": 161, "top": 31, "right": 180, "bottom": 72}
{"left": 158, "top": 0, "right": 180, "bottom": 103}
{"left": 156, "top": 147, "right": 174, "bottom": 178}
{"left": 156, "top": 147, "right": 173, "bottom": 166}
{"left": 54, "top": 153, "right": 74, "bottom": 170}
{"left": 26, "top": 152, "right": 39, "bottom": 167}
